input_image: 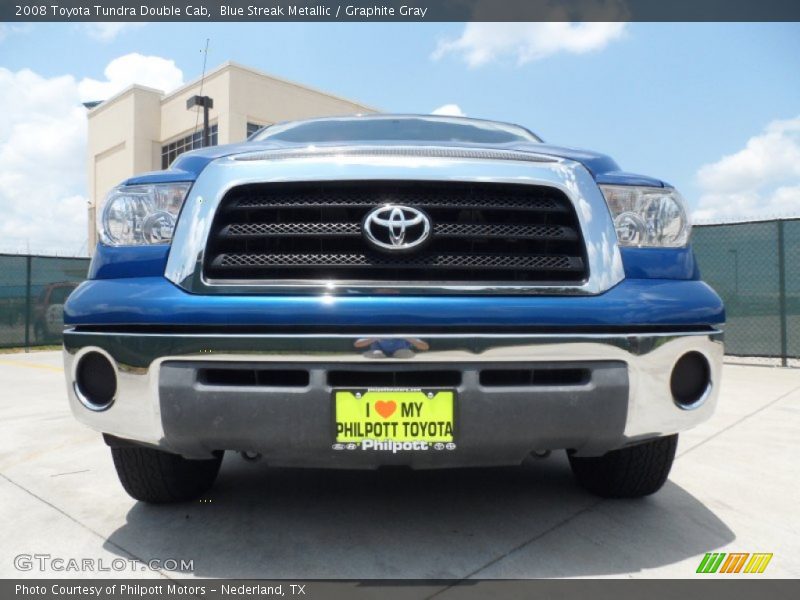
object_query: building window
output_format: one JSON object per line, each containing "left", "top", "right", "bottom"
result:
{"left": 247, "top": 122, "right": 265, "bottom": 138}
{"left": 161, "top": 124, "right": 218, "bottom": 169}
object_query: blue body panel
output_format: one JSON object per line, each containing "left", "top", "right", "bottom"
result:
{"left": 619, "top": 247, "right": 699, "bottom": 280}
{"left": 124, "top": 170, "right": 196, "bottom": 186}
{"left": 65, "top": 277, "right": 724, "bottom": 328}
{"left": 89, "top": 244, "right": 170, "bottom": 279}
{"left": 595, "top": 171, "right": 669, "bottom": 188}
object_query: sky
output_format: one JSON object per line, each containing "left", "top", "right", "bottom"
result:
{"left": 0, "top": 21, "right": 799, "bottom": 255}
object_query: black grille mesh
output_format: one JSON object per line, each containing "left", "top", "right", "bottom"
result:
{"left": 215, "top": 253, "right": 581, "bottom": 271}
{"left": 234, "top": 192, "right": 564, "bottom": 212}
{"left": 204, "top": 181, "right": 588, "bottom": 284}
{"left": 221, "top": 222, "right": 575, "bottom": 240}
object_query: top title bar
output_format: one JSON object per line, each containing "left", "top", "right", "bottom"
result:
{"left": 4, "top": 0, "right": 800, "bottom": 22}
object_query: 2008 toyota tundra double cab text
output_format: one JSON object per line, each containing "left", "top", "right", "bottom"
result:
{"left": 63, "top": 115, "right": 724, "bottom": 503}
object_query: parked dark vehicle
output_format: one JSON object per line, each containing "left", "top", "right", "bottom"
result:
{"left": 34, "top": 282, "right": 78, "bottom": 342}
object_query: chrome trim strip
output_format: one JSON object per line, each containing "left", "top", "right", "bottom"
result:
{"left": 64, "top": 328, "right": 721, "bottom": 359}
{"left": 165, "top": 153, "right": 624, "bottom": 295}
{"left": 63, "top": 329, "right": 723, "bottom": 449}
{"left": 232, "top": 145, "right": 559, "bottom": 164}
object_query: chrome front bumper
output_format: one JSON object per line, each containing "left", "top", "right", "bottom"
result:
{"left": 63, "top": 329, "right": 723, "bottom": 465}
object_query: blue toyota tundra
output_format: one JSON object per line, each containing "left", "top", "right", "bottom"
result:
{"left": 63, "top": 115, "right": 724, "bottom": 502}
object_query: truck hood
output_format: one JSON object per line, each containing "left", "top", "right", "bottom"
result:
{"left": 124, "top": 139, "right": 668, "bottom": 188}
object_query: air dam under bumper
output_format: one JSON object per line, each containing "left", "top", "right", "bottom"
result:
{"left": 63, "top": 330, "right": 723, "bottom": 466}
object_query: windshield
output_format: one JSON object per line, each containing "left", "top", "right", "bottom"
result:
{"left": 252, "top": 116, "right": 541, "bottom": 144}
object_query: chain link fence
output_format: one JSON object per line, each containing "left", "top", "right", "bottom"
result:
{"left": 693, "top": 218, "right": 799, "bottom": 366}
{"left": 1, "top": 221, "right": 799, "bottom": 367}
{"left": 0, "top": 254, "right": 90, "bottom": 349}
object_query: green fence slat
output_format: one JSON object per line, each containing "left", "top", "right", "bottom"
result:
{"left": 693, "top": 219, "right": 798, "bottom": 361}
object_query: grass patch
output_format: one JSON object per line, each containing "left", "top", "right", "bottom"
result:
{"left": 0, "top": 345, "right": 61, "bottom": 354}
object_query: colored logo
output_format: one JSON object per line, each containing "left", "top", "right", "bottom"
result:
{"left": 696, "top": 552, "right": 773, "bottom": 574}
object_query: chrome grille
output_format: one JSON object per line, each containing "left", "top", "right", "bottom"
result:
{"left": 203, "top": 181, "right": 588, "bottom": 284}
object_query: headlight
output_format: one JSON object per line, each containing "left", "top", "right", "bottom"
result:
{"left": 599, "top": 185, "right": 691, "bottom": 248}
{"left": 98, "top": 183, "right": 191, "bottom": 246}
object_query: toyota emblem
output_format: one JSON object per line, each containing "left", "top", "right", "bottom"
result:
{"left": 362, "top": 205, "right": 432, "bottom": 252}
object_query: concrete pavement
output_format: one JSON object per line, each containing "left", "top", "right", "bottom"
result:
{"left": 0, "top": 351, "right": 798, "bottom": 580}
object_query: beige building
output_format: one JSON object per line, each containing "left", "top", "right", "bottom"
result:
{"left": 86, "top": 61, "right": 377, "bottom": 247}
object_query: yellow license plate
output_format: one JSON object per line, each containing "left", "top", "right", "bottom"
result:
{"left": 334, "top": 389, "right": 455, "bottom": 444}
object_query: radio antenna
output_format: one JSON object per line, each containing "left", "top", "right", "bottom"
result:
{"left": 192, "top": 38, "right": 210, "bottom": 140}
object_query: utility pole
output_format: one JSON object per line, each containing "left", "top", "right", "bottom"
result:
{"left": 187, "top": 38, "right": 212, "bottom": 147}
{"left": 186, "top": 95, "right": 214, "bottom": 146}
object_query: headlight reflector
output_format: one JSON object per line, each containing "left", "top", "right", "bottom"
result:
{"left": 99, "top": 183, "right": 191, "bottom": 246}
{"left": 599, "top": 185, "right": 691, "bottom": 247}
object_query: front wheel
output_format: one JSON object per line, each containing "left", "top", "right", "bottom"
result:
{"left": 568, "top": 434, "right": 678, "bottom": 498}
{"left": 111, "top": 446, "right": 223, "bottom": 503}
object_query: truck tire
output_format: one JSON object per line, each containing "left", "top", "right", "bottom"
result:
{"left": 110, "top": 446, "right": 223, "bottom": 503}
{"left": 568, "top": 434, "right": 678, "bottom": 498}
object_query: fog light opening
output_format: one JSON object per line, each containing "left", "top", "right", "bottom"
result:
{"left": 75, "top": 350, "right": 117, "bottom": 411}
{"left": 670, "top": 351, "right": 711, "bottom": 409}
